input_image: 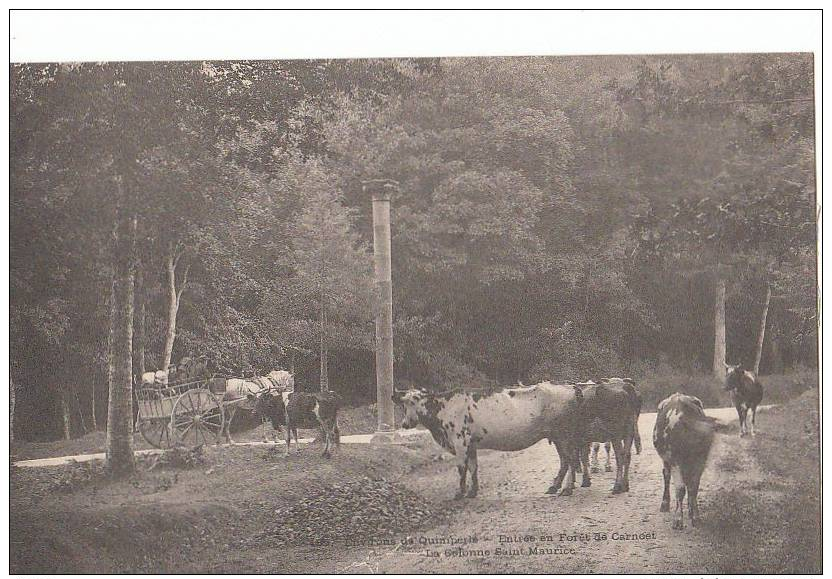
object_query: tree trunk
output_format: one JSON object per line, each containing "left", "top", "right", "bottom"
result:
{"left": 319, "top": 230, "right": 329, "bottom": 392}
{"left": 753, "top": 282, "right": 771, "bottom": 375}
{"left": 9, "top": 379, "right": 16, "bottom": 443}
{"left": 320, "top": 303, "right": 329, "bottom": 392}
{"left": 134, "top": 266, "right": 146, "bottom": 378}
{"left": 105, "top": 209, "right": 136, "bottom": 476}
{"left": 712, "top": 276, "right": 727, "bottom": 379}
{"left": 61, "top": 390, "right": 72, "bottom": 440}
{"left": 162, "top": 251, "right": 178, "bottom": 372}
{"left": 770, "top": 330, "right": 784, "bottom": 374}
{"left": 74, "top": 387, "right": 88, "bottom": 434}
{"left": 583, "top": 263, "right": 591, "bottom": 320}
{"left": 90, "top": 379, "right": 97, "bottom": 431}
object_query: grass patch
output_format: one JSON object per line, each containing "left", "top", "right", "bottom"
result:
{"left": 701, "top": 389, "right": 820, "bottom": 574}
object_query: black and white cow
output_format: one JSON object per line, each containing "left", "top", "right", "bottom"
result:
{"left": 254, "top": 390, "right": 341, "bottom": 458}
{"left": 724, "top": 363, "right": 764, "bottom": 437}
{"left": 653, "top": 392, "right": 715, "bottom": 530}
{"left": 392, "top": 382, "right": 585, "bottom": 499}
{"left": 222, "top": 370, "right": 295, "bottom": 444}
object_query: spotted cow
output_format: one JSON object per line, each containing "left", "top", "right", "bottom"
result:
{"left": 724, "top": 363, "right": 764, "bottom": 437}
{"left": 392, "top": 382, "right": 585, "bottom": 499}
{"left": 653, "top": 392, "right": 715, "bottom": 529}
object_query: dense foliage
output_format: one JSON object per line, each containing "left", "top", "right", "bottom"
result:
{"left": 10, "top": 55, "right": 817, "bottom": 441}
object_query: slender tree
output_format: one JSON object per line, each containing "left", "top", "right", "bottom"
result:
{"left": 105, "top": 202, "right": 137, "bottom": 476}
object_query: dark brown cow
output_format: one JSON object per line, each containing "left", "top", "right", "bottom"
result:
{"left": 653, "top": 392, "right": 715, "bottom": 529}
{"left": 585, "top": 378, "right": 643, "bottom": 472}
{"left": 549, "top": 378, "right": 641, "bottom": 494}
{"left": 724, "top": 363, "right": 764, "bottom": 437}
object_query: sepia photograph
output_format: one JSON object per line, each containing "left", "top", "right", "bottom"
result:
{"left": 8, "top": 10, "right": 821, "bottom": 575}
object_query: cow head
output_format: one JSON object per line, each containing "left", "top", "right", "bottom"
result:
{"left": 724, "top": 362, "right": 744, "bottom": 390}
{"left": 251, "top": 390, "right": 285, "bottom": 424}
{"left": 392, "top": 388, "right": 428, "bottom": 429}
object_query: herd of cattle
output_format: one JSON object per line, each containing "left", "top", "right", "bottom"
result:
{"left": 392, "top": 363, "right": 764, "bottom": 530}
{"left": 137, "top": 357, "right": 764, "bottom": 530}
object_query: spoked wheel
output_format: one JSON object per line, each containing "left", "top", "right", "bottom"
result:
{"left": 138, "top": 418, "right": 173, "bottom": 449}
{"left": 171, "top": 389, "right": 224, "bottom": 448}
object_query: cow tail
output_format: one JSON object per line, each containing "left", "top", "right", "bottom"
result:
{"left": 570, "top": 384, "right": 585, "bottom": 447}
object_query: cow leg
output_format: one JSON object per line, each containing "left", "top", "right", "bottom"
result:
{"left": 741, "top": 406, "right": 750, "bottom": 437}
{"left": 736, "top": 404, "right": 747, "bottom": 437}
{"left": 672, "top": 466, "right": 686, "bottom": 530}
{"left": 224, "top": 407, "right": 236, "bottom": 444}
{"left": 558, "top": 444, "right": 578, "bottom": 497}
{"left": 466, "top": 445, "right": 479, "bottom": 498}
{"left": 321, "top": 419, "right": 335, "bottom": 458}
{"left": 284, "top": 422, "right": 292, "bottom": 457}
{"left": 604, "top": 441, "right": 613, "bottom": 472}
{"left": 580, "top": 444, "right": 591, "bottom": 487}
{"left": 610, "top": 439, "right": 625, "bottom": 494}
{"left": 455, "top": 461, "right": 468, "bottom": 500}
{"left": 686, "top": 467, "right": 703, "bottom": 527}
{"left": 321, "top": 428, "right": 331, "bottom": 458}
{"left": 633, "top": 422, "right": 642, "bottom": 454}
{"left": 621, "top": 435, "right": 633, "bottom": 492}
{"left": 750, "top": 405, "right": 757, "bottom": 436}
{"left": 590, "top": 442, "right": 600, "bottom": 473}
{"left": 546, "top": 441, "right": 568, "bottom": 494}
{"left": 261, "top": 416, "right": 270, "bottom": 443}
{"left": 660, "top": 461, "right": 671, "bottom": 512}
{"left": 334, "top": 421, "right": 341, "bottom": 447}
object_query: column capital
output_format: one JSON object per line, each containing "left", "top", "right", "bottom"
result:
{"left": 362, "top": 178, "right": 399, "bottom": 202}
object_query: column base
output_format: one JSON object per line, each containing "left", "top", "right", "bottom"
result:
{"left": 370, "top": 429, "right": 405, "bottom": 445}
{"left": 370, "top": 428, "right": 434, "bottom": 446}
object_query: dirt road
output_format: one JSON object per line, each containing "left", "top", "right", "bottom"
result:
{"left": 335, "top": 407, "right": 769, "bottom": 574}
{"left": 12, "top": 400, "right": 818, "bottom": 574}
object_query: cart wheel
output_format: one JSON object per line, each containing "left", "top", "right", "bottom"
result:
{"left": 171, "top": 389, "right": 224, "bottom": 448}
{"left": 138, "top": 418, "right": 173, "bottom": 449}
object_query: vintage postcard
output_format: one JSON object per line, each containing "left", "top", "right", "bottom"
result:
{"left": 9, "top": 12, "right": 820, "bottom": 576}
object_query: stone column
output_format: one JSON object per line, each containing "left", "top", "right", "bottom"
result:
{"left": 364, "top": 179, "right": 400, "bottom": 443}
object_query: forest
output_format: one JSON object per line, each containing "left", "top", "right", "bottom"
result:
{"left": 10, "top": 54, "right": 817, "bottom": 447}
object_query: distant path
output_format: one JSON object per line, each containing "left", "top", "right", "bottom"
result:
{"left": 11, "top": 406, "right": 766, "bottom": 469}
{"left": 12, "top": 431, "right": 423, "bottom": 468}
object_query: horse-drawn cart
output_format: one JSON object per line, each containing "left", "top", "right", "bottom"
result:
{"left": 135, "top": 378, "right": 227, "bottom": 449}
